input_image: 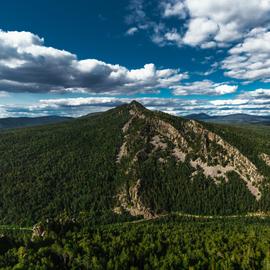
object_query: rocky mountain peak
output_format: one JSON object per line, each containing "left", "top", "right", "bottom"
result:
{"left": 128, "top": 100, "right": 146, "bottom": 111}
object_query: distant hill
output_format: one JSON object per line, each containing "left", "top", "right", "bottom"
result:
{"left": 0, "top": 101, "right": 270, "bottom": 225}
{"left": 0, "top": 116, "right": 73, "bottom": 129}
{"left": 185, "top": 113, "right": 270, "bottom": 125}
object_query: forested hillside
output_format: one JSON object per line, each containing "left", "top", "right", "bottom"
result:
{"left": 0, "top": 105, "right": 130, "bottom": 225}
{"left": 0, "top": 101, "right": 270, "bottom": 225}
{"left": 0, "top": 116, "right": 72, "bottom": 130}
{"left": 186, "top": 113, "right": 270, "bottom": 125}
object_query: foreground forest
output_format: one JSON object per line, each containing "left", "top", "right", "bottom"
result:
{"left": 1, "top": 216, "right": 270, "bottom": 269}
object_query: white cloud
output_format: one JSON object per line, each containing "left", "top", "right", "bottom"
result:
{"left": 164, "top": 30, "right": 182, "bottom": 46}
{"left": 222, "top": 28, "right": 270, "bottom": 81}
{"left": 239, "top": 88, "right": 270, "bottom": 99}
{"left": 210, "top": 99, "right": 249, "bottom": 106}
{"left": 129, "top": 0, "right": 270, "bottom": 48}
{"left": 0, "top": 29, "right": 243, "bottom": 97}
{"left": 214, "top": 85, "right": 238, "bottom": 95}
{"left": 0, "top": 29, "right": 188, "bottom": 94}
{"left": 172, "top": 80, "right": 238, "bottom": 95}
{"left": 183, "top": 17, "right": 219, "bottom": 47}
{"left": 1, "top": 88, "right": 270, "bottom": 117}
{"left": 184, "top": 0, "right": 270, "bottom": 47}
{"left": 33, "top": 92, "right": 270, "bottom": 116}
{"left": 126, "top": 27, "right": 138, "bottom": 35}
{"left": 161, "top": 0, "right": 187, "bottom": 19}
{"left": 29, "top": 97, "right": 210, "bottom": 117}
{"left": 0, "top": 30, "right": 43, "bottom": 48}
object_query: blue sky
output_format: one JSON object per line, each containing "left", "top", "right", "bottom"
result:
{"left": 1, "top": 0, "right": 270, "bottom": 117}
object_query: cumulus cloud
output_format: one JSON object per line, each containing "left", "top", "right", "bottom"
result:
{"left": 161, "top": 0, "right": 187, "bottom": 19}
{"left": 208, "top": 88, "right": 270, "bottom": 114}
{"left": 27, "top": 97, "right": 212, "bottom": 117}
{"left": 0, "top": 97, "right": 203, "bottom": 118}
{"left": 183, "top": 0, "right": 270, "bottom": 47}
{"left": 31, "top": 92, "right": 270, "bottom": 116}
{"left": 222, "top": 28, "right": 270, "bottom": 81}
{"left": 185, "top": 0, "right": 270, "bottom": 48}
{"left": 0, "top": 29, "right": 188, "bottom": 94}
{"left": 183, "top": 17, "right": 219, "bottom": 47}
{"left": 172, "top": 80, "right": 238, "bottom": 95}
{"left": 1, "top": 88, "right": 270, "bottom": 118}
{"left": 238, "top": 88, "right": 270, "bottom": 99}
{"left": 126, "top": 27, "right": 138, "bottom": 35}
{"left": 125, "top": 0, "right": 270, "bottom": 85}
{"left": 128, "top": 0, "right": 270, "bottom": 48}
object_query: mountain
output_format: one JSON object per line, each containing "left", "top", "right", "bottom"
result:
{"left": 0, "top": 101, "right": 270, "bottom": 225}
{"left": 0, "top": 116, "right": 72, "bottom": 130}
{"left": 184, "top": 113, "right": 213, "bottom": 121}
{"left": 186, "top": 113, "right": 270, "bottom": 125}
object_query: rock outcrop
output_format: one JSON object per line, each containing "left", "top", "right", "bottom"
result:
{"left": 185, "top": 120, "right": 263, "bottom": 199}
{"left": 114, "top": 103, "right": 265, "bottom": 218}
{"left": 114, "top": 179, "right": 156, "bottom": 219}
{"left": 116, "top": 105, "right": 146, "bottom": 163}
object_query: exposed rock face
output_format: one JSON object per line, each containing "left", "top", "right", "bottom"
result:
{"left": 190, "top": 158, "right": 234, "bottom": 183}
{"left": 116, "top": 141, "right": 128, "bottom": 163}
{"left": 117, "top": 106, "right": 190, "bottom": 165}
{"left": 116, "top": 105, "right": 146, "bottom": 163}
{"left": 114, "top": 179, "right": 156, "bottom": 219}
{"left": 155, "top": 119, "right": 189, "bottom": 148}
{"left": 172, "top": 148, "right": 186, "bottom": 162}
{"left": 185, "top": 120, "right": 263, "bottom": 199}
{"left": 151, "top": 135, "right": 167, "bottom": 151}
{"left": 260, "top": 153, "right": 270, "bottom": 167}
{"left": 115, "top": 104, "right": 265, "bottom": 218}
{"left": 153, "top": 119, "right": 191, "bottom": 162}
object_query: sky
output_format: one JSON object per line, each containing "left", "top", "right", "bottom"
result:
{"left": 1, "top": 0, "right": 270, "bottom": 117}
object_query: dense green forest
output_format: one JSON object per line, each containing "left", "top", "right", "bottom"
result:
{"left": 0, "top": 106, "right": 131, "bottom": 225}
{"left": 0, "top": 102, "right": 270, "bottom": 225}
{"left": 0, "top": 116, "right": 72, "bottom": 130}
{"left": 1, "top": 216, "right": 270, "bottom": 269}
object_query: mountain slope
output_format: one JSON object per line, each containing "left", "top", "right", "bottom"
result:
{"left": 0, "top": 116, "right": 72, "bottom": 130}
{"left": 113, "top": 103, "right": 270, "bottom": 218}
{"left": 0, "top": 101, "right": 270, "bottom": 225}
